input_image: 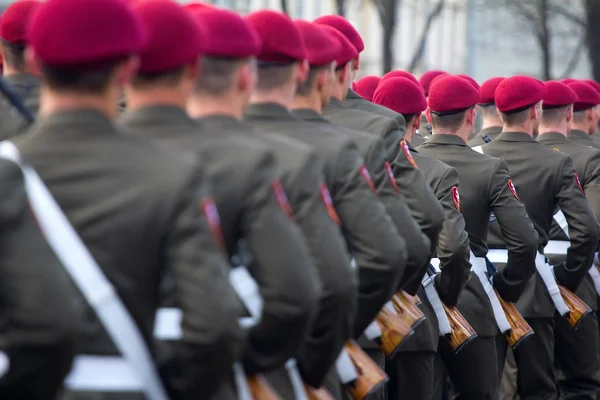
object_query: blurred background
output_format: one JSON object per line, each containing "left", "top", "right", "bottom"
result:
{"left": 0, "top": 0, "right": 596, "bottom": 82}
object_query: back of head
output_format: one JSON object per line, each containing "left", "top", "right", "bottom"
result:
{"left": 494, "top": 76, "right": 546, "bottom": 132}
{"left": 373, "top": 76, "right": 426, "bottom": 124}
{"left": 312, "top": 15, "right": 364, "bottom": 54}
{"left": 566, "top": 80, "right": 600, "bottom": 132}
{"left": 428, "top": 75, "right": 480, "bottom": 135}
{"left": 419, "top": 70, "right": 447, "bottom": 97}
{"left": 380, "top": 70, "right": 420, "bottom": 87}
{"left": 540, "top": 80, "right": 577, "bottom": 129}
{"left": 0, "top": 0, "right": 41, "bottom": 72}
{"left": 354, "top": 75, "right": 380, "bottom": 101}
{"left": 320, "top": 25, "right": 358, "bottom": 98}
{"left": 478, "top": 77, "right": 504, "bottom": 122}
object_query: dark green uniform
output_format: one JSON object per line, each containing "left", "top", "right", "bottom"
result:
{"left": 482, "top": 131, "right": 599, "bottom": 400}
{"left": 0, "top": 73, "right": 39, "bottom": 140}
{"left": 537, "top": 132, "right": 600, "bottom": 399}
{"left": 569, "top": 129, "right": 600, "bottom": 149}
{"left": 342, "top": 88, "right": 407, "bottom": 136}
{"left": 467, "top": 126, "right": 502, "bottom": 147}
{"left": 419, "top": 134, "right": 539, "bottom": 400}
{"left": 410, "top": 132, "right": 427, "bottom": 147}
{"left": 119, "top": 106, "right": 327, "bottom": 399}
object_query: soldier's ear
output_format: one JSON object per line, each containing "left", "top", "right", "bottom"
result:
{"left": 352, "top": 56, "right": 360, "bottom": 73}
{"left": 425, "top": 108, "right": 432, "bottom": 123}
{"left": 24, "top": 47, "right": 41, "bottom": 78}
{"left": 296, "top": 60, "right": 309, "bottom": 84}
{"left": 566, "top": 105, "right": 573, "bottom": 123}
{"left": 414, "top": 112, "right": 422, "bottom": 130}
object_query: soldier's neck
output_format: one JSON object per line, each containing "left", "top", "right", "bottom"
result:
{"left": 251, "top": 86, "right": 294, "bottom": 110}
{"left": 331, "top": 84, "right": 348, "bottom": 102}
{"left": 480, "top": 119, "right": 502, "bottom": 130}
{"left": 434, "top": 129, "right": 469, "bottom": 143}
{"left": 570, "top": 123, "right": 591, "bottom": 135}
{"left": 539, "top": 126, "right": 568, "bottom": 137}
{"left": 39, "top": 87, "right": 116, "bottom": 119}
{"left": 292, "top": 93, "right": 323, "bottom": 114}
{"left": 187, "top": 95, "right": 244, "bottom": 120}
{"left": 2, "top": 63, "right": 26, "bottom": 77}
{"left": 125, "top": 88, "right": 187, "bottom": 111}
{"left": 502, "top": 124, "right": 533, "bottom": 137}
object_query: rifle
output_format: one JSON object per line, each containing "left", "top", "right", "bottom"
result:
{"left": 342, "top": 340, "right": 388, "bottom": 400}
{"left": 246, "top": 374, "right": 280, "bottom": 400}
{"left": 392, "top": 290, "right": 426, "bottom": 329}
{"left": 559, "top": 285, "right": 592, "bottom": 330}
{"left": 368, "top": 302, "right": 414, "bottom": 359}
{"left": 305, "top": 385, "right": 335, "bottom": 400}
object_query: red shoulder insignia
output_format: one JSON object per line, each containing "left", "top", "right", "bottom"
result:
{"left": 508, "top": 179, "right": 520, "bottom": 201}
{"left": 400, "top": 139, "right": 418, "bottom": 169}
{"left": 575, "top": 173, "right": 585, "bottom": 196}
{"left": 199, "top": 197, "right": 225, "bottom": 250}
{"left": 451, "top": 186, "right": 460, "bottom": 212}
{"left": 320, "top": 183, "right": 341, "bottom": 225}
{"left": 272, "top": 181, "right": 295, "bottom": 218}
{"left": 384, "top": 161, "right": 400, "bottom": 193}
{"left": 359, "top": 164, "right": 377, "bottom": 194}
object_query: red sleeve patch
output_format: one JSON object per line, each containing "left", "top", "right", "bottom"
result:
{"left": 384, "top": 161, "right": 400, "bottom": 193}
{"left": 575, "top": 173, "right": 585, "bottom": 196}
{"left": 272, "top": 181, "right": 294, "bottom": 218}
{"left": 451, "top": 186, "right": 460, "bottom": 212}
{"left": 199, "top": 197, "right": 225, "bottom": 250}
{"left": 320, "top": 183, "right": 341, "bottom": 225}
{"left": 508, "top": 179, "right": 520, "bottom": 201}
{"left": 400, "top": 139, "right": 418, "bottom": 169}
{"left": 359, "top": 164, "right": 377, "bottom": 194}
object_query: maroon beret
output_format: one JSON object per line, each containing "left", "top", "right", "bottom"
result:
{"left": 183, "top": 2, "right": 214, "bottom": 12}
{"left": 134, "top": 0, "right": 203, "bottom": 74}
{"left": 27, "top": 0, "right": 146, "bottom": 68}
{"left": 457, "top": 74, "right": 480, "bottom": 90}
{"left": 494, "top": 76, "right": 546, "bottom": 114}
{"left": 542, "top": 81, "right": 578, "bottom": 109}
{"left": 373, "top": 77, "right": 427, "bottom": 115}
{"left": 583, "top": 79, "right": 600, "bottom": 96}
{"left": 193, "top": 8, "right": 261, "bottom": 58}
{"left": 321, "top": 25, "right": 358, "bottom": 67}
{"left": 246, "top": 10, "right": 306, "bottom": 63}
{"left": 293, "top": 20, "right": 339, "bottom": 66}
{"left": 380, "top": 70, "right": 420, "bottom": 87}
{"left": 354, "top": 75, "right": 380, "bottom": 101}
{"left": 567, "top": 81, "right": 600, "bottom": 111}
{"left": 428, "top": 75, "right": 480, "bottom": 115}
{"left": 479, "top": 77, "right": 505, "bottom": 105}
{"left": 313, "top": 15, "right": 364, "bottom": 53}
{"left": 419, "top": 70, "right": 447, "bottom": 96}
{"left": 0, "top": 0, "right": 41, "bottom": 44}
{"left": 560, "top": 78, "right": 578, "bottom": 85}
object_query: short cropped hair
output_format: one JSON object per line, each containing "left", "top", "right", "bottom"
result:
{"left": 130, "top": 65, "right": 186, "bottom": 89}
{"left": 401, "top": 113, "right": 418, "bottom": 126}
{"left": 572, "top": 110, "right": 589, "bottom": 123}
{"left": 500, "top": 108, "right": 529, "bottom": 126}
{"left": 40, "top": 61, "right": 123, "bottom": 94}
{"left": 478, "top": 104, "right": 500, "bottom": 120}
{"left": 430, "top": 109, "right": 469, "bottom": 132}
{"left": 295, "top": 64, "right": 330, "bottom": 96}
{"left": 541, "top": 106, "right": 569, "bottom": 125}
{"left": 1, "top": 39, "right": 26, "bottom": 70}
{"left": 256, "top": 63, "right": 295, "bottom": 91}
{"left": 195, "top": 56, "right": 246, "bottom": 96}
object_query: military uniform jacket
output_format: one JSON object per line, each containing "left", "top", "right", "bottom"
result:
{"left": 343, "top": 88, "right": 407, "bottom": 136}
{"left": 482, "top": 131, "right": 599, "bottom": 318}
{"left": 119, "top": 106, "right": 322, "bottom": 380}
{"left": 538, "top": 131, "right": 600, "bottom": 310}
{"left": 569, "top": 129, "right": 600, "bottom": 149}
{"left": 467, "top": 126, "right": 502, "bottom": 147}
{"left": 15, "top": 108, "right": 242, "bottom": 398}
{"left": 0, "top": 73, "right": 39, "bottom": 141}
{"left": 410, "top": 133, "right": 426, "bottom": 147}
{"left": 245, "top": 103, "right": 406, "bottom": 337}
{"left": 0, "top": 159, "right": 83, "bottom": 398}
{"left": 419, "top": 134, "right": 539, "bottom": 335}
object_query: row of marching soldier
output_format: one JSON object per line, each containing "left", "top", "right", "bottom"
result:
{"left": 0, "top": 0, "right": 599, "bottom": 399}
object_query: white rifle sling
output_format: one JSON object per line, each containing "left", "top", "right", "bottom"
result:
{"left": 544, "top": 239, "right": 600, "bottom": 298}
{"left": 0, "top": 352, "right": 8, "bottom": 379}
{"left": 0, "top": 141, "right": 168, "bottom": 400}
{"left": 421, "top": 262, "right": 452, "bottom": 336}
{"left": 335, "top": 348, "right": 358, "bottom": 385}
{"left": 535, "top": 252, "right": 570, "bottom": 316}
{"left": 554, "top": 210, "right": 570, "bottom": 238}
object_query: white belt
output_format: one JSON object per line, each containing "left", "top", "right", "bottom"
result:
{"left": 469, "top": 253, "right": 511, "bottom": 334}
{"left": 554, "top": 210, "right": 569, "bottom": 238}
{"left": 66, "top": 356, "right": 145, "bottom": 392}
{"left": 543, "top": 240, "right": 600, "bottom": 297}
{"left": 0, "top": 352, "right": 9, "bottom": 379}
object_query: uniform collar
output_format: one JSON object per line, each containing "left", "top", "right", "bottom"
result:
{"left": 327, "top": 96, "right": 345, "bottom": 109}
{"left": 119, "top": 105, "right": 195, "bottom": 130}
{"left": 495, "top": 131, "right": 536, "bottom": 142}
{"left": 292, "top": 108, "right": 327, "bottom": 122}
{"left": 245, "top": 102, "right": 299, "bottom": 121}
{"left": 569, "top": 129, "right": 589, "bottom": 139}
{"left": 479, "top": 126, "right": 502, "bottom": 140}
{"left": 34, "top": 108, "right": 116, "bottom": 135}
{"left": 346, "top": 88, "right": 361, "bottom": 99}
{"left": 537, "top": 131, "right": 569, "bottom": 143}
{"left": 196, "top": 113, "right": 244, "bottom": 130}
{"left": 426, "top": 133, "right": 468, "bottom": 146}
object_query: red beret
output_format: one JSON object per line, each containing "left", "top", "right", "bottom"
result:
{"left": 583, "top": 79, "right": 600, "bottom": 96}
{"left": 192, "top": 8, "right": 261, "bottom": 58}
{"left": 293, "top": 20, "right": 339, "bottom": 66}
{"left": 542, "top": 81, "right": 578, "bottom": 109}
{"left": 457, "top": 74, "right": 480, "bottom": 90}
{"left": 183, "top": 2, "right": 214, "bottom": 12}
{"left": 246, "top": 10, "right": 306, "bottom": 63}
{"left": 428, "top": 75, "right": 480, "bottom": 115}
{"left": 354, "top": 75, "right": 380, "bottom": 102}
{"left": 479, "top": 77, "right": 505, "bottom": 105}
{"left": 419, "top": 70, "right": 447, "bottom": 96}
{"left": 567, "top": 81, "right": 600, "bottom": 111}
{"left": 134, "top": 0, "right": 203, "bottom": 74}
{"left": 27, "top": 0, "right": 146, "bottom": 68}
{"left": 321, "top": 25, "right": 358, "bottom": 67}
{"left": 373, "top": 77, "right": 427, "bottom": 115}
{"left": 380, "top": 70, "right": 420, "bottom": 87}
{"left": 313, "top": 15, "right": 364, "bottom": 53}
{"left": 0, "top": 0, "right": 41, "bottom": 44}
{"left": 494, "top": 76, "right": 546, "bottom": 114}
{"left": 560, "top": 78, "right": 578, "bottom": 85}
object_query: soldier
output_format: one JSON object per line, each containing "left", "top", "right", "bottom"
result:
{"left": 119, "top": 5, "right": 323, "bottom": 399}
{"left": 565, "top": 81, "right": 600, "bottom": 149}
{"left": 582, "top": 79, "right": 600, "bottom": 142}
{"left": 374, "top": 76, "right": 472, "bottom": 399}
{"left": 418, "top": 70, "right": 448, "bottom": 140}
{"left": 537, "top": 80, "right": 600, "bottom": 399}
{"left": 479, "top": 76, "right": 599, "bottom": 400}
{"left": 19, "top": 0, "right": 243, "bottom": 398}
{"left": 0, "top": 0, "right": 41, "bottom": 140}
{"left": 0, "top": 159, "right": 83, "bottom": 398}
{"left": 353, "top": 75, "right": 380, "bottom": 101}
{"left": 468, "top": 77, "right": 505, "bottom": 146}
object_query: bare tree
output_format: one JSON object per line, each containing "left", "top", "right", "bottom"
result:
{"left": 586, "top": 0, "right": 600, "bottom": 81}
{"left": 336, "top": 0, "right": 347, "bottom": 16}
{"left": 372, "top": 0, "right": 398, "bottom": 74}
{"left": 280, "top": 0, "right": 289, "bottom": 15}
{"left": 406, "top": 0, "right": 445, "bottom": 73}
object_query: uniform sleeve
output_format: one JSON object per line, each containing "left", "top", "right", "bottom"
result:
{"left": 0, "top": 160, "right": 83, "bottom": 390}
{"left": 381, "top": 119, "right": 404, "bottom": 163}
{"left": 165, "top": 163, "right": 244, "bottom": 398}
{"left": 367, "top": 139, "right": 431, "bottom": 295}
{"left": 333, "top": 145, "right": 407, "bottom": 338}
{"left": 391, "top": 147, "right": 445, "bottom": 256}
{"left": 583, "top": 151, "right": 600, "bottom": 226}
{"left": 275, "top": 152, "right": 355, "bottom": 387}
{"left": 554, "top": 156, "right": 599, "bottom": 291}
{"left": 488, "top": 160, "right": 538, "bottom": 302}
{"left": 431, "top": 167, "right": 471, "bottom": 306}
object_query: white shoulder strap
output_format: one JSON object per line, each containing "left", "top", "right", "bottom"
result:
{"left": 553, "top": 210, "right": 570, "bottom": 238}
{"left": 472, "top": 145, "right": 484, "bottom": 154}
{"left": 0, "top": 141, "right": 168, "bottom": 400}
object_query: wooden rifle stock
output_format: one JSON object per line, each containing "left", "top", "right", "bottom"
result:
{"left": 305, "top": 384, "right": 335, "bottom": 400}
{"left": 442, "top": 303, "right": 478, "bottom": 354}
{"left": 495, "top": 290, "right": 534, "bottom": 349}
{"left": 374, "top": 305, "right": 413, "bottom": 358}
{"left": 392, "top": 291, "right": 427, "bottom": 329}
{"left": 343, "top": 340, "right": 389, "bottom": 400}
{"left": 559, "top": 285, "right": 593, "bottom": 330}
{"left": 405, "top": 293, "right": 422, "bottom": 306}
{"left": 246, "top": 374, "right": 280, "bottom": 400}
